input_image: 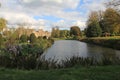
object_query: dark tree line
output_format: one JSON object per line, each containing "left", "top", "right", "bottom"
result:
{"left": 51, "top": 26, "right": 82, "bottom": 38}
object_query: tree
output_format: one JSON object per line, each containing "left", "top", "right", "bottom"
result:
{"left": 106, "top": 0, "right": 120, "bottom": 12}
{"left": 51, "top": 27, "right": 60, "bottom": 38}
{"left": 87, "top": 11, "right": 99, "bottom": 25}
{"left": 0, "top": 18, "right": 7, "bottom": 32}
{"left": 60, "top": 30, "right": 70, "bottom": 38}
{"left": 103, "top": 8, "right": 120, "bottom": 35}
{"left": 15, "top": 27, "right": 26, "bottom": 38}
{"left": 0, "top": 34, "right": 3, "bottom": 48}
{"left": 55, "top": 27, "right": 60, "bottom": 38}
{"left": 86, "top": 11, "right": 102, "bottom": 37}
{"left": 51, "top": 28, "right": 55, "bottom": 38}
{"left": 3, "top": 29, "right": 12, "bottom": 38}
{"left": 29, "top": 33, "right": 36, "bottom": 43}
{"left": 70, "top": 26, "right": 81, "bottom": 36}
{"left": 20, "top": 34, "right": 28, "bottom": 43}
{"left": 86, "top": 21, "right": 102, "bottom": 37}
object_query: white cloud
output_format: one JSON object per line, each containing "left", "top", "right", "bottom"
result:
{"left": 51, "top": 20, "right": 85, "bottom": 30}
{"left": 0, "top": 11, "right": 48, "bottom": 29}
{"left": 21, "top": 0, "right": 79, "bottom": 9}
{"left": 0, "top": 11, "right": 34, "bottom": 25}
{"left": 0, "top": 0, "right": 109, "bottom": 30}
{"left": 0, "top": 0, "right": 81, "bottom": 30}
{"left": 52, "top": 20, "right": 68, "bottom": 28}
{"left": 73, "top": 21, "right": 86, "bottom": 30}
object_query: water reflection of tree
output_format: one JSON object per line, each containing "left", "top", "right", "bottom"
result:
{"left": 86, "top": 43, "right": 103, "bottom": 61}
{"left": 115, "top": 50, "right": 120, "bottom": 59}
{"left": 102, "top": 49, "right": 116, "bottom": 58}
{"left": 86, "top": 43, "right": 117, "bottom": 61}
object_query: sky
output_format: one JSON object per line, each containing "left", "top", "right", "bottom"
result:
{"left": 0, "top": 0, "right": 109, "bottom": 31}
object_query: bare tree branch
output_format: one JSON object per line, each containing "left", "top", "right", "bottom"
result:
{"left": 106, "top": 0, "right": 120, "bottom": 12}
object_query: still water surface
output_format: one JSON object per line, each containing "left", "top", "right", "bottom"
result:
{"left": 43, "top": 40, "right": 120, "bottom": 61}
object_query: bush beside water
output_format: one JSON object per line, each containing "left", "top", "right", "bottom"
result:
{"left": 0, "top": 53, "right": 120, "bottom": 70}
{"left": 0, "top": 37, "right": 54, "bottom": 70}
{"left": 0, "top": 36, "right": 120, "bottom": 70}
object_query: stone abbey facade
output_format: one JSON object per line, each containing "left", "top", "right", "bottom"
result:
{"left": 3, "top": 27, "right": 51, "bottom": 38}
{"left": 33, "top": 29, "right": 51, "bottom": 37}
{"left": 23, "top": 29, "right": 51, "bottom": 37}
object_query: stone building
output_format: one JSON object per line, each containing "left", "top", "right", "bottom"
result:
{"left": 3, "top": 27, "right": 51, "bottom": 38}
{"left": 33, "top": 29, "right": 51, "bottom": 37}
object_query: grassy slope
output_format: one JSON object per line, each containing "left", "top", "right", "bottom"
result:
{"left": 81, "top": 36, "right": 120, "bottom": 50}
{"left": 88, "top": 36, "right": 120, "bottom": 39}
{"left": 0, "top": 66, "right": 120, "bottom": 80}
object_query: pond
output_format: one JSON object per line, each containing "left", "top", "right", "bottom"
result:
{"left": 42, "top": 40, "right": 120, "bottom": 62}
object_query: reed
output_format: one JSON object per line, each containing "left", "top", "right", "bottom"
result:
{"left": 0, "top": 54, "right": 120, "bottom": 70}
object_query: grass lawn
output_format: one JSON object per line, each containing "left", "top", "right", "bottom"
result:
{"left": 87, "top": 36, "right": 120, "bottom": 40}
{"left": 81, "top": 36, "right": 120, "bottom": 50}
{"left": 0, "top": 65, "right": 120, "bottom": 80}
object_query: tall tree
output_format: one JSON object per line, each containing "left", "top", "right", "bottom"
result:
{"left": 0, "top": 3, "right": 1, "bottom": 7}
{"left": 106, "top": 0, "right": 120, "bottom": 12}
{"left": 60, "top": 30, "right": 70, "bottom": 38}
{"left": 103, "top": 8, "right": 120, "bottom": 34}
{"left": 51, "top": 28, "right": 55, "bottom": 38}
{"left": 70, "top": 26, "right": 81, "bottom": 36}
{"left": 86, "top": 21, "right": 102, "bottom": 37}
{"left": 15, "top": 27, "right": 26, "bottom": 37}
{"left": 87, "top": 11, "right": 99, "bottom": 25}
{"left": 86, "top": 11, "right": 102, "bottom": 37}
{"left": 20, "top": 34, "right": 28, "bottom": 43}
{"left": 0, "top": 34, "right": 3, "bottom": 48}
{"left": 51, "top": 27, "right": 60, "bottom": 38}
{"left": 55, "top": 27, "right": 60, "bottom": 38}
{"left": 29, "top": 33, "right": 36, "bottom": 43}
{"left": 3, "top": 29, "right": 12, "bottom": 38}
{"left": 0, "top": 18, "right": 7, "bottom": 32}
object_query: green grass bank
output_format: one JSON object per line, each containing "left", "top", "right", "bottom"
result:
{"left": 80, "top": 36, "right": 120, "bottom": 50}
{"left": 0, "top": 65, "right": 120, "bottom": 80}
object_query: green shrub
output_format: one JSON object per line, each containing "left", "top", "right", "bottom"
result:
{"left": 20, "top": 34, "right": 28, "bottom": 43}
{"left": 29, "top": 33, "right": 36, "bottom": 43}
{"left": 0, "top": 37, "right": 54, "bottom": 69}
{"left": 0, "top": 34, "right": 4, "bottom": 48}
{"left": 21, "top": 44, "right": 43, "bottom": 56}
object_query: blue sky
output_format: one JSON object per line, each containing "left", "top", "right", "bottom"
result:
{"left": 0, "top": 0, "right": 108, "bottom": 31}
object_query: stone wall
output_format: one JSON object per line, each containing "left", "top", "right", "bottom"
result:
{"left": 33, "top": 29, "right": 51, "bottom": 37}
{"left": 3, "top": 28, "right": 51, "bottom": 38}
